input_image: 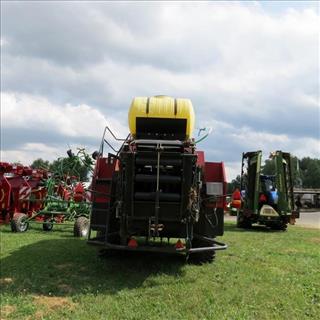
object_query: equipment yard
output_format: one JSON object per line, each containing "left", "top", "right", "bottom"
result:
{"left": 1, "top": 95, "right": 319, "bottom": 319}
{"left": 1, "top": 221, "right": 319, "bottom": 320}
{"left": 1, "top": 2, "right": 319, "bottom": 320}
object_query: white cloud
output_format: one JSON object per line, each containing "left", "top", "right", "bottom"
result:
{"left": 1, "top": 92, "right": 127, "bottom": 138}
{"left": 1, "top": 2, "right": 319, "bottom": 178}
{"left": 225, "top": 161, "right": 242, "bottom": 182}
{"left": 1, "top": 92, "right": 129, "bottom": 165}
{"left": 1, "top": 143, "right": 62, "bottom": 164}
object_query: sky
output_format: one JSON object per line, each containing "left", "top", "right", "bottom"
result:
{"left": 1, "top": 1, "right": 319, "bottom": 180}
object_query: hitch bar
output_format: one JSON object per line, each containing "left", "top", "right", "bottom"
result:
{"left": 186, "top": 241, "right": 228, "bottom": 253}
{"left": 88, "top": 238, "right": 227, "bottom": 253}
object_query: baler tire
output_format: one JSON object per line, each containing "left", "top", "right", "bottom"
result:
{"left": 10, "top": 213, "right": 29, "bottom": 233}
{"left": 43, "top": 219, "right": 53, "bottom": 231}
{"left": 10, "top": 219, "right": 16, "bottom": 232}
{"left": 188, "top": 238, "right": 215, "bottom": 265}
{"left": 96, "top": 231, "right": 106, "bottom": 240}
{"left": 236, "top": 215, "right": 252, "bottom": 229}
{"left": 74, "top": 216, "right": 89, "bottom": 238}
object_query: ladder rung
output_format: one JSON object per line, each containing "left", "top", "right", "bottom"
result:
{"left": 95, "top": 178, "right": 112, "bottom": 184}
{"left": 90, "top": 224, "right": 107, "bottom": 229}
{"left": 92, "top": 207, "right": 110, "bottom": 211}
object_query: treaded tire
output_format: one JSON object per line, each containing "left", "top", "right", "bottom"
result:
{"left": 270, "top": 223, "right": 287, "bottom": 231}
{"left": 43, "top": 219, "right": 53, "bottom": 231}
{"left": 73, "top": 216, "right": 89, "bottom": 238}
{"left": 11, "top": 213, "right": 29, "bottom": 233}
{"left": 188, "top": 238, "right": 215, "bottom": 265}
{"left": 236, "top": 214, "right": 252, "bottom": 229}
{"left": 96, "top": 230, "right": 106, "bottom": 240}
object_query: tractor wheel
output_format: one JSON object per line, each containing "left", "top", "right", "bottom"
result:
{"left": 11, "top": 213, "right": 29, "bottom": 233}
{"left": 188, "top": 238, "right": 215, "bottom": 265}
{"left": 43, "top": 219, "right": 53, "bottom": 231}
{"left": 236, "top": 215, "right": 252, "bottom": 229}
{"left": 97, "top": 230, "right": 105, "bottom": 240}
{"left": 271, "top": 223, "right": 287, "bottom": 231}
{"left": 73, "top": 216, "right": 89, "bottom": 238}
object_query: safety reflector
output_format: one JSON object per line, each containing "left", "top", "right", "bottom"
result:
{"left": 128, "top": 238, "right": 138, "bottom": 248}
{"left": 175, "top": 239, "right": 185, "bottom": 250}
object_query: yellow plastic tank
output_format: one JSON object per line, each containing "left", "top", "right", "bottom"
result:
{"left": 128, "top": 96, "right": 195, "bottom": 140}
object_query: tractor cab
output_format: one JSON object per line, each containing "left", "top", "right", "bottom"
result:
{"left": 259, "top": 175, "right": 278, "bottom": 207}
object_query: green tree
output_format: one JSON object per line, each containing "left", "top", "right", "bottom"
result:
{"left": 31, "top": 158, "right": 50, "bottom": 170}
{"left": 49, "top": 157, "right": 89, "bottom": 181}
{"left": 261, "top": 156, "right": 319, "bottom": 188}
{"left": 262, "top": 158, "right": 275, "bottom": 175}
{"left": 262, "top": 156, "right": 300, "bottom": 185}
{"left": 49, "top": 149, "right": 93, "bottom": 182}
{"left": 299, "top": 157, "right": 320, "bottom": 188}
{"left": 227, "top": 175, "right": 241, "bottom": 194}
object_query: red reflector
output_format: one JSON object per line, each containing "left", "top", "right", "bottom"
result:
{"left": 175, "top": 239, "right": 185, "bottom": 249}
{"left": 128, "top": 238, "right": 138, "bottom": 248}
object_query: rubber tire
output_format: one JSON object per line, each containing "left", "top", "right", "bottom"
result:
{"left": 11, "top": 213, "right": 29, "bottom": 233}
{"left": 270, "top": 223, "right": 287, "bottom": 231}
{"left": 96, "top": 230, "right": 106, "bottom": 240}
{"left": 188, "top": 238, "right": 215, "bottom": 265}
{"left": 43, "top": 219, "right": 53, "bottom": 231}
{"left": 73, "top": 216, "right": 89, "bottom": 238}
{"left": 236, "top": 214, "right": 252, "bottom": 229}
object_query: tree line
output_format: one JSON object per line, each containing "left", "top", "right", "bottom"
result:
{"left": 30, "top": 155, "right": 319, "bottom": 189}
{"left": 227, "top": 157, "right": 320, "bottom": 193}
{"left": 30, "top": 149, "right": 93, "bottom": 182}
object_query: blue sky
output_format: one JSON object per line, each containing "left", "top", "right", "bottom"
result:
{"left": 258, "top": 1, "right": 319, "bottom": 13}
{"left": 1, "top": 1, "right": 319, "bottom": 180}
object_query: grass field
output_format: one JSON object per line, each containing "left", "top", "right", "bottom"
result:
{"left": 1, "top": 222, "right": 319, "bottom": 320}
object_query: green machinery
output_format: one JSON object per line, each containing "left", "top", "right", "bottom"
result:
{"left": 10, "top": 148, "right": 93, "bottom": 236}
{"left": 237, "top": 150, "right": 299, "bottom": 230}
{"left": 21, "top": 176, "right": 91, "bottom": 236}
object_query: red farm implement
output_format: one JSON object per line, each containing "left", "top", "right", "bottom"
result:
{"left": 8, "top": 149, "right": 93, "bottom": 236}
{"left": 0, "top": 163, "right": 32, "bottom": 228}
{"left": 0, "top": 162, "right": 13, "bottom": 224}
{"left": 88, "top": 96, "right": 227, "bottom": 263}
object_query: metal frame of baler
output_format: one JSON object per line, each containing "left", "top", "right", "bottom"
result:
{"left": 87, "top": 126, "right": 227, "bottom": 255}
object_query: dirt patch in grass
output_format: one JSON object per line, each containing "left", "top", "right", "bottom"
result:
{"left": 308, "top": 237, "right": 320, "bottom": 244}
{"left": 0, "top": 278, "right": 13, "bottom": 286}
{"left": 33, "top": 295, "right": 76, "bottom": 311}
{"left": 281, "top": 248, "right": 300, "bottom": 254}
{"left": 1, "top": 305, "right": 16, "bottom": 319}
{"left": 33, "top": 310, "right": 45, "bottom": 320}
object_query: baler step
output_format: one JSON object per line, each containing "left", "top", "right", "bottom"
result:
{"left": 134, "top": 192, "right": 180, "bottom": 201}
{"left": 135, "top": 174, "right": 181, "bottom": 184}
{"left": 135, "top": 158, "right": 182, "bottom": 166}
{"left": 91, "top": 208, "right": 110, "bottom": 214}
{"left": 90, "top": 224, "right": 108, "bottom": 229}
{"left": 95, "top": 178, "right": 112, "bottom": 184}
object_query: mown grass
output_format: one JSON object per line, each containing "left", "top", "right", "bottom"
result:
{"left": 0, "top": 222, "right": 319, "bottom": 320}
